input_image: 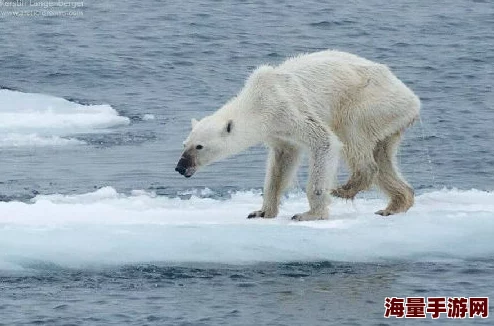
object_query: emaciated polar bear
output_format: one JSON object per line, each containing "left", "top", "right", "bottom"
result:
{"left": 175, "top": 50, "right": 420, "bottom": 221}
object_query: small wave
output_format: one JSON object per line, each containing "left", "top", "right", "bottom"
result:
{"left": 0, "top": 133, "right": 86, "bottom": 147}
{"left": 309, "top": 20, "right": 355, "bottom": 28}
{"left": 76, "top": 131, "right": 156, "bottom": 147}
{"left": 309, "top": 21, "right": 341, "bottom": 27}
{"left": 0, "top": 187, "right": 493, "bottom": 270}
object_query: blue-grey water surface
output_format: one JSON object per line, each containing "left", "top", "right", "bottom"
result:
{"left": 1, "top": 0, "right": 493, "bottom": 325}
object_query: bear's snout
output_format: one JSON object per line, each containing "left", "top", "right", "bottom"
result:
{"left": 175, "top": 165, "right": 187, "bottom": 175}
{"left": 175, "top": 153, "right": 196, "bottom": 178}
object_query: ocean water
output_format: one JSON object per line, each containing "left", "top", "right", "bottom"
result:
{"left": 0, "top": 0, "right": 493, "bottom": 325}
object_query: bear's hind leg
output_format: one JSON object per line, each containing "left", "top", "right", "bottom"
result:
{"left": 373, "top": 132, "right": 414, "bottom": 216}
{"left": 332, "top": 138, "right": 378, "bottom": 200}
{"left": 248, "top": 143, "right": 301, "bottom": 219}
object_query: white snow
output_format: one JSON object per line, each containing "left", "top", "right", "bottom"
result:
{"left": 0, "top": 188, "right": 493, "bottom": 270}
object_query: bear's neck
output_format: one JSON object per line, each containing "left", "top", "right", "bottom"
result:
{"left": 215, "top": 97, "right": 266, "bottom": 150}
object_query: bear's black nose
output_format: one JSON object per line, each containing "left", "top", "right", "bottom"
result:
{"left": 175, "top": 165, "right": 187, "bottom": 175}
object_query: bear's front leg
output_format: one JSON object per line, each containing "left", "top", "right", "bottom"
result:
{"left": 248, "top": 144, "right": 301, "bottom": 219}
{"left": 292, "top": 132, "right": 341, "bottom": 221}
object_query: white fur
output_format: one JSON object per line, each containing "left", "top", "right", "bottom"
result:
{"left": 180, "top": 50, "right": 420, "bottom": 220}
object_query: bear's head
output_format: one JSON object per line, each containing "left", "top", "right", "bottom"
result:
{"left": 175, "top": 116, "right": 239, "bottom": 178}
{"left": 175, "top": 66, "right": 276, "bottom": 178}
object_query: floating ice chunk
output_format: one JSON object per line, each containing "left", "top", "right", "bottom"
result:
{"left": 0, "top": 89, "right": 129, "bottom": 147}
{"left": 0, "top": 188, "right": 493, "bottom": 270}
{"left": 142, "top": 114, "right": 155, "bottom": 120}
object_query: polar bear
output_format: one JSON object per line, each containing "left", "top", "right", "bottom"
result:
{"left": 175, "top": 50, "right": 420, "bottom": 221}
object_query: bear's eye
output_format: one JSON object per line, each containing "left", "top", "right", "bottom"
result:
{"left": 196, "top": 145, "right": 204, "bottom": 150}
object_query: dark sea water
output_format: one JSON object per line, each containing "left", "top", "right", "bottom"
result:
{"left": 1, "top": 261, "right": 493, "bottom": 326}
{"left": 1, "top": 0, "right": 493, "bottom": 325}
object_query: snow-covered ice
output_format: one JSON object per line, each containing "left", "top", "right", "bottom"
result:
{"left": 0, "top": 89, "right": 129, "bottom": 147}
{"left": 0, "top": 187, "right": 493, "bottom": 270}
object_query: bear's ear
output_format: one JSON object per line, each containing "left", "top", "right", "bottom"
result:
{"left": 226, "top": 120, "right": 233, "bottom": 133}
{"left": 191, "top": 118, "right": 199, "bottom": 129}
